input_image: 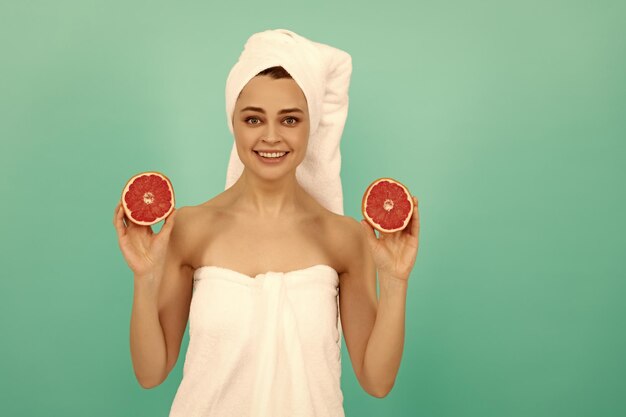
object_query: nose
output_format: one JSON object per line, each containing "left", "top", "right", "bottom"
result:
{"left": 262, "top": 120, "right": 281, "bottom": 144}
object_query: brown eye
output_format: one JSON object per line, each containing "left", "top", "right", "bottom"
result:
{"left": 284, "top": 117, "right": 298, "bottom": 126}
{"left": 245, "top": 117, "right": 261, "bottom": 125}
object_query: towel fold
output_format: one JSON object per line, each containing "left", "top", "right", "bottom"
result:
{"left": 224, "top": 29, "right": 352, "bottom": 215}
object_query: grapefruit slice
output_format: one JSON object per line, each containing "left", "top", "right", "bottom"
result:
{"left": 121, "top": 171, "right": 175, "bottom": 226}
{"left": 362, "top": 177, "right": 414, "bottom": 233}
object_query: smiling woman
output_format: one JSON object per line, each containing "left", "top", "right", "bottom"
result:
{"left": 113, "top": 28, "right": 416, "bottom": 417}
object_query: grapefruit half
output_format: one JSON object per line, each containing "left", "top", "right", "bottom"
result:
{"left": 362, "top": 177, "right": 414, "bottom": 233}
{"left": 121, "top": 171, "right": 175, "bottom": 226}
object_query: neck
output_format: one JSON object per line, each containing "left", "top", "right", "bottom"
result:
{"left": 228, "top": 168, "right": 305, "bottom": 218}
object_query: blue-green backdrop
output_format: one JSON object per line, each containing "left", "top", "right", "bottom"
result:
{"left": 1, "top": 1, "right": 624, "bottom": 416}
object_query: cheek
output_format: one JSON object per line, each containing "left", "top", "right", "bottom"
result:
{"left": 297, "top": 124, "right": 310, "bottom": 140}
{"left": 294, "top": 132, "right": 309, "bottom": 154}
{"left": 234, "top": 123, "right": 253, "bottom": 140}
{"left": 233, "top": 130, "right": 254, "bottom": 154}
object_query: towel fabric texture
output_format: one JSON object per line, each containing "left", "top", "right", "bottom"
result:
{"left": 168, "top": 265, "right": 345, "bottom": 417}
{"left": 224, "top": 28, "right": 352, "bottom": 216}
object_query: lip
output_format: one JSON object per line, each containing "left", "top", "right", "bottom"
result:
{"left": 254, "top": 150, "right": 289, "bottom": 164}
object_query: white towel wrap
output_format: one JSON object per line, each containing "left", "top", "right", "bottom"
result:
{"left": 168, "top": 265, "right": 345, "bottom": 416}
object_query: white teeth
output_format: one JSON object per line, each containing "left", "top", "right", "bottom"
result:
{"left": 258, "top": 151, "right": 286, "bottom": 158}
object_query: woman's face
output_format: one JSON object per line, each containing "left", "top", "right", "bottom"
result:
{"left": 232, "top": 75, "right": 310, "bottom": 179}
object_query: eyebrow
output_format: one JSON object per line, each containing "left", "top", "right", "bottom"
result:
{"left": 240, "top": 106, "right": 304, "bottom": 114}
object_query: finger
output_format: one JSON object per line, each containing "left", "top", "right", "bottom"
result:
{"left": 113, "top": 201, "right": 123, "bottom": 224}
{"left": 113, "top": 202, "right": 119, "bottom": 226}
{"left": 360, "top": 219, "right": 379, "bottom": 248}
{"left": 160, "top": 209, "right": 177, "bottom": 235}
{"left": 165, "top": 208, "right": 176, "bottom": 225}
{"left": 122, "top": 208, "right": 141, "bottom": 230}
{"left": 123, "top": 212, "right": 136, "bottom": 229}
{"left": 360, "top": 219, "right": 375, "bottom": 237}
{"left": 114, "top": 204, "right": 127, "bottom": 237}
{"left": 409, "top": 195, "right": 419, "bottom": 237}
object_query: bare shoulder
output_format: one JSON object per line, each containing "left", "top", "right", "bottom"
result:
{"left": 168, "top": 205, "right": 207, "bottom": 243}
{"left": 174, "top": 194, "right": 230, "bottom": 229}
{"left": 328, "top": 213, "right": 363, "bottom": 242}
{"left": 165, "top": 205, "right": 194, "bottom": 270}
{"left": 325, "top": 212, "right": 367, "bottom": 275}
{"left": 173, "top": 202, "right": 217, "bottom": 226}
{"left": 168, "top": 200, "right": 223, "bottom": 269}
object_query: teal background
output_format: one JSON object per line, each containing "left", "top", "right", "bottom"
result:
{"left": 1, "top": 1, "right": 625, "bottom": 416}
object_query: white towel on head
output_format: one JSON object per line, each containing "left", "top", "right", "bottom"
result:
{"left": 224, "top": 28, "right": 352, "bottom": 215}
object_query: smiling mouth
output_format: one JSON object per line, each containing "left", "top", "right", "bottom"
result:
{"left": 254, "top": 151, "right": 290, "bottom": 156}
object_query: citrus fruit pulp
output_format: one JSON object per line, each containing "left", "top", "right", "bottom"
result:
{"left": 121, "top": 171, "right": 175, "bottom": 226}
{"left": 362, "top": 177, "right": 414, "bottom": 233}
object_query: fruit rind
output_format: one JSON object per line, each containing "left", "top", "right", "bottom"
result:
{"left": 361, "top": 177, "right": 414, "bottom": 233}
{"left": 121, "top": 171, "right": 176, "bottom": 226}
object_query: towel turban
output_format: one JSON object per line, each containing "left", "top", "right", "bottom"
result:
{"left": 224, "top": 29, "right": 352, "bottom": 215}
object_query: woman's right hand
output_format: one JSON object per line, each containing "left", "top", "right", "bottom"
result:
{"left": 113, "top": 200, "right": 177, "bottom": 281}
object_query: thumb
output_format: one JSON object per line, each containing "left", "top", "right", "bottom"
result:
{"left": 360, "top": 219, "right": 378, "bottom": 248}
{"left": 160, "top": 209, "right": 177, "bottom": 234}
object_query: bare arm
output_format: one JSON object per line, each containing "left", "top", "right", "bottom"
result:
{"left": 360, "top": 273, "right": 408, "bottom": 397}
{"left": 130, "top": 277, "right": 167, "bottom": 389}
{"left": 360, "top": 195, "right": 419, "bottom": 396}
{"left": 340, "top": 196, "right": 419, "bottom": 397}
{"left": 114, "top": 202, "right": 192, "bottom": 389}
{"left": 130, "top": 265, "right": 193, "bottom": 389}
{"left": 129, "top": 245, "right": 193, "bottom": 388}
{"left": 340, "top": 240, "right": 409, "bottom": 398}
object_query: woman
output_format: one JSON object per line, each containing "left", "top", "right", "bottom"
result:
{"left": 113, "top": 29, "right": 420, "bottom": 417}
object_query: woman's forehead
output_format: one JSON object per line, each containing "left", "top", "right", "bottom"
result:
{"left": 236, "top": 76, "right": 309, "bottom": 112}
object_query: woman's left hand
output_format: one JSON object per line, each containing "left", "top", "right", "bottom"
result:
{"left": 360, "top": 195, "right": 420, "bottom": 281}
